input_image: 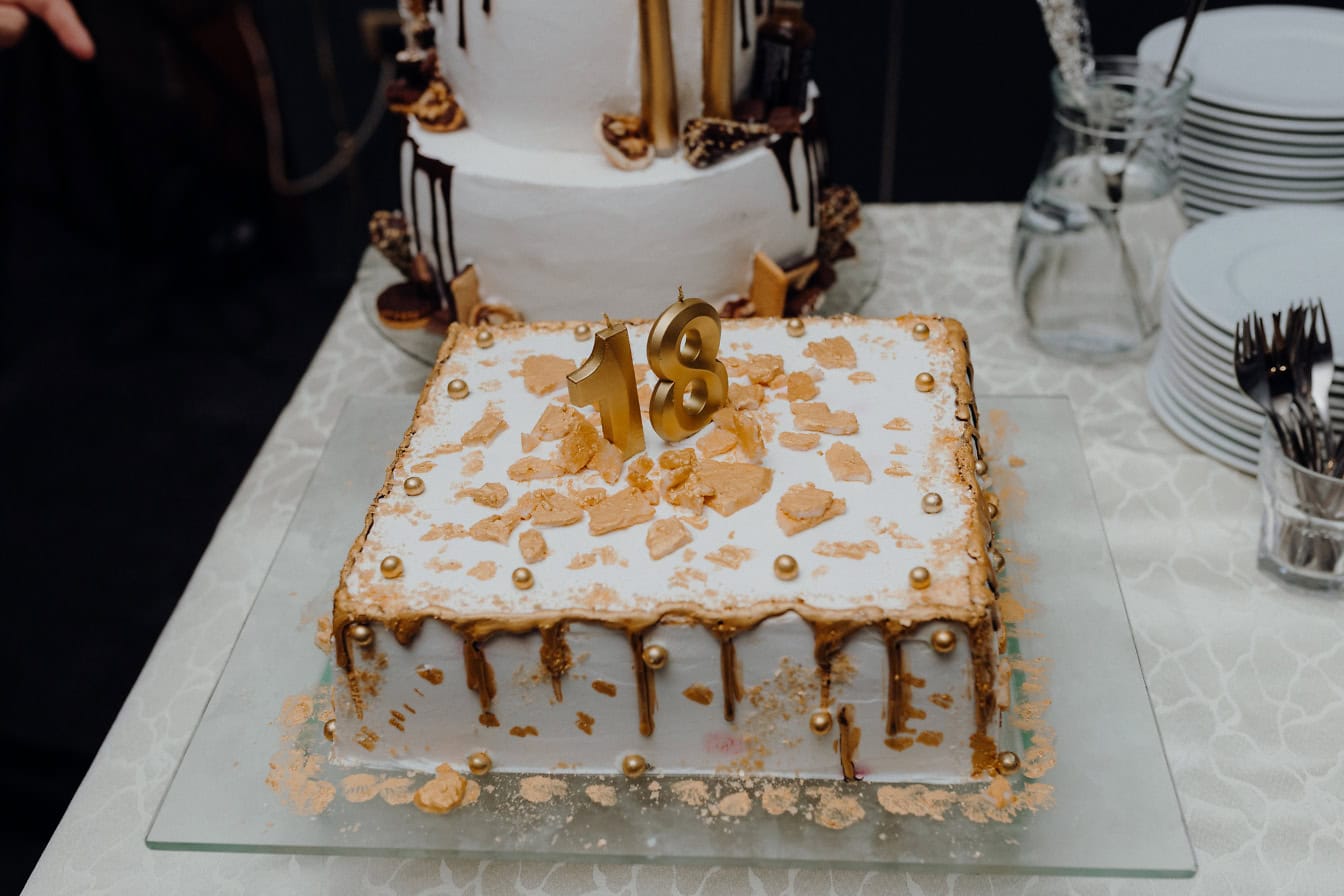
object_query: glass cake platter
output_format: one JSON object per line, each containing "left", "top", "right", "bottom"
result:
{"left": 357, "top": 219, "right": 886, "bottom": 365}
{"left": 147, "top": 395, "right": 1195, "bottom": 878}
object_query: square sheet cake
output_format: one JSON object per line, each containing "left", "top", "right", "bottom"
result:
{"left": 331, "top": 315, "right": 1008, "bottom": 783}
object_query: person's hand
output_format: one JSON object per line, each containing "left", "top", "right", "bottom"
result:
{"left": 0, "top": 0, "right": 95, "bottom": 59}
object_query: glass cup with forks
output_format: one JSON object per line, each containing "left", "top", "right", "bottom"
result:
{"left": 1259, "top": 425, "right": 1344, "bottom": 590}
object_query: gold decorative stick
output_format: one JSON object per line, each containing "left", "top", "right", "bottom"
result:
{"left": 702, "top": 0, "right": 734, "bottom": 119}
{"left": 647, "top": 289, "right": 729, "bottom": 442}
{"left": 568, "top": 316, "right": 647, "bottom": 459}
{"left": 638, "top": 0, "right": 680, "bottom": 155}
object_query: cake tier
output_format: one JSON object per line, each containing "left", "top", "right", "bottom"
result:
{"left": 427, "top": 0, "right": 763, "bottom": 153}
{"left": 332, "top": 316, "right": 1007, "bottom": 782}
{"left": 400, "top": 118, "right": 821, "bottom": 321}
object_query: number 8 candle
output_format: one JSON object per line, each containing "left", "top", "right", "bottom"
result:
{"left": 647, "top": 289, "right": 729, "bottom": 442}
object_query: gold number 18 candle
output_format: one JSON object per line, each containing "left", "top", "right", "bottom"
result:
{"left": 567, "top": 317, "right": 647, "bottom": 459}
{"left": 647, "top": 290, "right": 729, "bottom": 442}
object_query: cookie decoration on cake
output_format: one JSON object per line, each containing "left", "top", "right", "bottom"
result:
{"left": 368, "top": 210, "right": 414, "bottom": 277}
{"left": 596, "top": 114, "right": 655, "bottom": 171}
{"left": 817, "top": 184, "right": 862, "bottom": 265}
{"left": 414, "top": 77, "right": 467, "bottom": 133}
{"left": 682, "top": 117, "right": 774, "bottom": 168}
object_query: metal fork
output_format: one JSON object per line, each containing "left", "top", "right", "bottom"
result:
{"left": 1303, "top": 300, "right": 1335, "bottom": 459}
{"left": 1236, "top": 317, "right": 1294, "bottom": 457}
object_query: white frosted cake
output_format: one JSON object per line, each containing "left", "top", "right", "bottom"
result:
{"left": 373, "top": 0, "right": 858, "bottom": 328}
{"left": 331, "top": 314, "right": 1010, "bottom": 783}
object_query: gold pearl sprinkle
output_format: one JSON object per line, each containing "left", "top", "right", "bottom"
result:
{"left": 990, "top": 548, "right": 1006, "bottom": 571}
{"left": 774, "top": 553, "right": 799, "bottom": 581}
{"left": 574, "top": 322, "right": 592, "bottom": 341}
{"left": 642, "top": 644, "right": 669, "bottom": 669}
{"left": 930, "top": 629, "right": 957, "bottom": 654}
{"left": 974, "top": 458, "right": 989, "bottom": 477}
{"left": 915, "top": 372, "right": 935, "bottom": 392}
{"left": 997, "top": 750, "right": 1022, "bottom": 774}
{"left": 474, "top": 329, "right": 494, "bottom": 349}
{"left": 912, "top": 322, "right": 931, "bottom": 340}
{"left": 987, "top": 500, "right": 1000, "bottom": 521}
{"left": 809, "top": 710, "right": 833, "bottom": 735}
{"left": 349, "top": 623, "right": 374, "bottom": 646}
{"left": 323, "top": 719, "right": 336, "bottom": 741}
{"left": 467, "top": 752, "right": 492, "bottom": 775}
{"left": 447, "top": 378, "right": 470, "bottom": 400}
{"left": 512, "top": 567, "right": 534, "bottom": 590}
{"left": 921, "top": 493, "right": 943, "bottom": 514}
{"left": 909, "top": 566, "right": 931, "bottom": 590}
{"left": 621, "top": 754, "right": 647, "bottom": 778}
{"left": 403, "top": 476, "right": 425, "bottom": 496}
{"left": 380, "top": 555, "right": 403, "bottom": 579}
{"left": 786, "top": 317, "right": 806, "bottom": 337}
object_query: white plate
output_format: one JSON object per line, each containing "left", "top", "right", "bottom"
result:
{"left": 1186, "top": 97, "right": 1344, "bottom": 134}
{"left": 1166, "top": 207, "right": 1344, "bottom": 356}
{"left": 1146, "top": 363, "right": 1257, "bottom": 473}
{"left": 1152, "top": 343, "right": 1261, "bottom": 441}
{"left": 1139, "top": 6, "right": 1344, "bottom": 120}
{"left": 1184, "top": 108, "right": 1344, "bottom": 148}
{"left": 1182, "top": 120, "right": 1344, "bottom": 157}
{"left": 1180, "top": 156, "right": 1344, "bottom": 191}
{"left": 1181, "top": 134, "right": 1344, "bottom": 174}
{"left": 1177, "top": 184, "right": 1256, "bottom": 214}
{"left": 1179, "top": 167, "right": 1344, "bottom": 202}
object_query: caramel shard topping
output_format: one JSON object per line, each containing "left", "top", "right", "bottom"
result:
{"left": 521, "top": 432, "right": 541, "bottom": 453}
{"left": 518, "top": 489, "right": 585, "bottom": 527}
{"left": 531, "top": 404, "right": 584, "bottom": 441}
{"left": 573, "top": 486, "right": 609, "bottom": 508}
{"left": 588, "top": 487, "right": 656, "bottom": 535}
{"left": 785, "top": 371, "right": 819, "bottom": 402}
{"left": 728, "top": 382, "right": 765, "bottom": 410}
{"left": 551, "top": 417, "right": 602, "bottom": 474}
{"left": 721, "top": 356, "right": 747, "bottom": 378}
{"left": 462, "top": 407, "right": 508, "bottom": 446}
{"left": 586, "top": 439, "right": 624, "bottom": 484}
{"left": 683, "top": 116, "right": 774, "bottom": 168}
{"left": 508, "top": 456, "right": 562, "bottom": 482}
{"left": 706, "top": 544, "right": 753, "bottom": 569}
{"left": 803, "top": 336, "right": 857, "bottom": 369}
{"left": 745, "top": 353, "right": 785, "bottom": 385}
{"left": 814, "top": 540, "right": 880, "bottom": 559}
{"left": 458, "top": 482, "right": 508, "bottom": 508}
{"left": 697, "top": 426, "right": 738, "bottom": 458}
{"left": 467, "top": 560, "right": 496, "bottom": 580}
{"left": 884, "top": 460, "right": 912, "bottom": 478}
{"left": 658, "top": 448, "right": 699, "bottom": 470}
{"left": 777, "top": 483, "right": 846, "bottom": 535}
{"left": 469, "top": 513, "right": 521, "bottom": 544}
{"left": 699, "top": 461, "right": 773, "bottom": 516}
{"left": 516, "top": 355, "right": 575, "bottom": 396}
{"left": 626, "top": 456, "right": 660, "bottom": 503}
{"left": 519, "top": 529, "right": 548, "bottom": 563}
{"left": 413, "top": 763, "right": 469, "bottom": 815}
{"left": 420, "top": 522, "right": 468, "bottom": 541}
{"left": 849, "top": 371, "right": 876, "bottom": 384}
{"left": 791, "top": 401, "right": 859, "bottom": 435}
{"left": 825, "top": 443, "right": 872, "bottom": 483}
{"left": 460, "top": 451, "right": 485, "bottom": 476}
{"left": 712, "top": 407, "right": 766, "bottom": 462}
{"left": 647, "top": 517, "right": 693, "bottom": 560}
{"left": 778, "top": 431, "right": 821, "bottom": 451}
{"left": 597, "top": 113, "right": 654, "bottom": 171}
{"left": 884, "top": 417, "right": 912, "bottom": 431}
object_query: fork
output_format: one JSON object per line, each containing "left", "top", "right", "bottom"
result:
{"left": 1303, "top": 300, "right": 1335, "bottom": 459}
{"left": 1236, "top": 317, "right": 1294, "bottom": 457}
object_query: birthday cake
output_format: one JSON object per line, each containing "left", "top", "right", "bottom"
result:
{"left": 370, "top": 0, "right": 861, "bottom": 330}
{"left": 330, "top": 311, "right": 1010, "bottom": 783}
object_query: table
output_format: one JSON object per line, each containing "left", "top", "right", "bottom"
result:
{"left": 23, "top": 205, "right": 1344, "bottom": 895}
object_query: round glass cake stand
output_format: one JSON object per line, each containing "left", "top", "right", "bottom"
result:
{"left": 357, "top": 216, "right": 886, "bottom": 366}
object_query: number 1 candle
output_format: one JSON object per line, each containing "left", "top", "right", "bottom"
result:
{"left": 567, "top": 316, "right": 647, "bottom": 459}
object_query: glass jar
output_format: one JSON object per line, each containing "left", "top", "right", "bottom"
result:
{"left": 1259, "top": 424, "right": 1344, "bottom": 591}
{"left": 1013, "top": 56, "right": 1192, "bottom": 362}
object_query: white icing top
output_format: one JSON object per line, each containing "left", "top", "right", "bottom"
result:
{"left": 340, "top": 316, "right": 986, "bottom": 623}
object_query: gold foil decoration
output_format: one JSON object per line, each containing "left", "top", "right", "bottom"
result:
{"left": 567, "top": 316, "right": 647, "bottom": 459}
{"left": 638, "top": 0, "right": 679, "bottom": 154}
{"left": 702, "top": 0, "right": 733, "bottom": 119}
{"left": 647, "top": 289, "right": 729, "bottom": 442}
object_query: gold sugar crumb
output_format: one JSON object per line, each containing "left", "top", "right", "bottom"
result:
{"left": 790, "top": 401, "right": 859, "bottom": 435}
{"left": 712, "top": 407, "right": 766, "bottom": 462}
{"left": 573, "top": 487, "right": 610, "bottom": 508}
{"left": 585, "top": 784, "right": 618, "bottom": 807}
{"left": 519, "top": 775, "right": 569, "bottom": 803}
{"left": 745, "top": 353, "right": 784, "bottom": 385}
{"left": 669, "top": 566, "right": 708, "bottom": 589}
{"left": 458, "top": 482, "right": 509, "bottom": 508}
{"left": 658, "top": 448, "right": 698, "bottom": 470}
{"left": 508, "top": 456, "right": 562, "bottom": 482}
{"left": 647, "top": 517, "right": 693, "bottom": 560}
{"left": 679, "top": 514, "right": 709, "bottom": 530}
{"left": 586, "top": 438, "right": 624, "bottom": 484}
{"left": 551, "top": 417, "right": 602, "bottom": 474}
{"left": 697, "top": 426, "right": 738, "bottom": 458}
{"left": 884, "top": 417, "right": 912, "bottom": 431}
{"left": 803, "top": 336, "right": 857, "bottom": 369}
{"left": 410, "top": 461, "right": 435, "bottom": 474}
{"left": 413, "top": 764, "right": 469, "bottom": 815}
{"left": 1009, "top": 455, "right": 1027, "bottom": 467}
{"left": 531, "top": 403, "right": 583, "bottom": 441}
{"left": 761, "top": 785, "right": 799, "bottom": 816}
{"left": 721, "top": 355, "right": 747, "bottom": 377}
{"left": 588, "top": 487, "right": 656, "bottom": 535}
{"left": 519, "top": 489, "right": 585, "bottom": 527}
{"left": 519, "top": 529, "right": 548, "bottom": 563}
{"left": 341, "top": 773, "right": 382, "bottom": 804}
{"left": 813, "top": 540, "right": 880, "bottom": 559}
{"left": 715, "top": 791, "right": 753, "bottom": 817}
{"left": 785, "top": 371, "right": 819, "bottom": 401}
{"left": 420, "top": 522, "right": 468, "bottom": 541}
{"left": 521, "top": 432, "right": 541, "bottom": 453}
{"left": 626, "top": 455, "right": 660, "bottom": 502}
{"left": 467, "top": 561, "right": 496, "bottom": 580}
{"left": 378, "top": 777, "right": 417, "bottom": 806}
{"left": 516, "top": 355, "right": 575, "bottom": 396}
{"left": 462, "top": 407, "right": 508, "bottom": 446}
{"left": 682, "top": 684, "right": 714, "bottom": 705}
{"left": 671, "top": 780, "right": 711, "bottom": 807}
{"left": 705, "top": 544, "right": 754, "bottom": 569}
{"left": 876, "top": 784, "right": 958, "bottom": 821}
{"left": 778, "top": 431, "right": 821, "bottom": 451}
{"left": 728, "top": 382, "right": 765, "bottom": 410}
{"left": 314, "top": 615, "right": 333, "bottom": 654}
{"left": 699, "top": 461, "right": 774, "bottom": 517}
{"left": 427, "top": 442, "right": 465, "bottom": 457}
{"left": 825, "top": 443, "right": 872, "bottom": 483}
{"left": 809, "top": 788, "right": 865, "bottom": 830}
{"left": 848, "top": 371, "right": 876, "bottom": 384}
{"left": 460, "top": 451, "right": 485, "bottom": 476}
{"left": 884, "top": 460, "right": 912, "bottom": 478}
{"left": 426, "top": 557, "right": 463, "bottom": 572}
{"left": 468, "top": 514, "right": 520, "bottom": 544}
{"left": 777, "top": 483, "right": 846, "bottom": 535}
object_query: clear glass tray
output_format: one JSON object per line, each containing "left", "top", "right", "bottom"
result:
{"left": 147, "top": 396, "right": 1195, "bottom": 877}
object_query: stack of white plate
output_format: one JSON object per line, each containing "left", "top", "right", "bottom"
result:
{"left": 1148, "top": 205, "right": 1344, "bottom": 473}
{"left": 1138, "top": 5, "right": 1344, "bottom": 223}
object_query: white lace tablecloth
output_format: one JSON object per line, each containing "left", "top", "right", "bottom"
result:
{"left": 24, "top": 204, "right": 1344, "bottom": 895}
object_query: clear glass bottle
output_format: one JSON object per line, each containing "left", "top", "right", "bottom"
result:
{"left": 750, "top": 0, "right": 815, "bottom": 111}
{"left": 1013, "top": 56, "right": 1192, "bottom": 362}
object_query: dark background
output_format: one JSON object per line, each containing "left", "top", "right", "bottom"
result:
{"left": 0, "top": 0, "right": 1326, "bottom": 889}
